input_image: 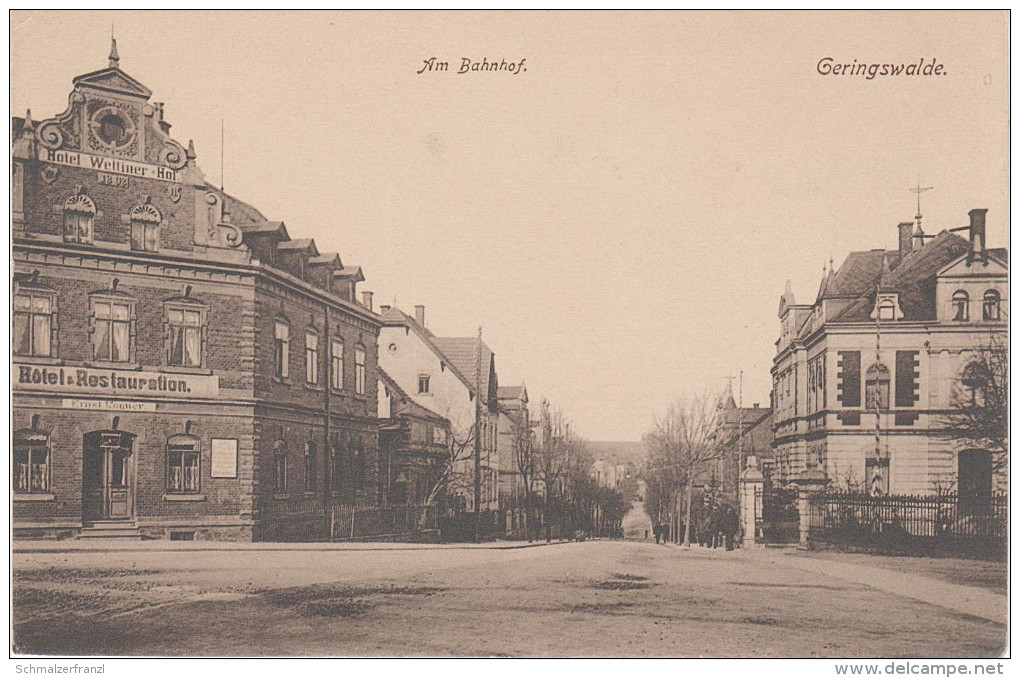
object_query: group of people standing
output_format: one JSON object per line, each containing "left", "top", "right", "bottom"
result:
{"left": 649, "top": 503, "right": 741, "bottom": 550}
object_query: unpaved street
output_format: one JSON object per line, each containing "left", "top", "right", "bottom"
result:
{"left": 12, "top": 539, "right": 1005, "bottom": 657}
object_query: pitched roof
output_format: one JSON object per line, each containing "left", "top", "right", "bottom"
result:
{"left": 497, "top": 385, "right": 526, "bottom": 401}
{"left": 820, "top": 250, "right": 901, "bottom": 300}
{"left": 377, "top": 368, "right": 448, "bottom": 424}
{"left": 379, "top": 307, "right": 477, "bottom": 394}
{"left": 278, "top": 238, "right": 318, "bottom": 255}
{"left": 432, "top": 337, "right": 497, "bottom": 402}
{"left": 829, "top": 231, "right": 971, "bottom": 322}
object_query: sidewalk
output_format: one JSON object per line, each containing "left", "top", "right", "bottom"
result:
{"left": 746, "top": 547, "right": 1007, "bottom": 625}
{"left": 12, "top": 538, "right": 566, "bottom": 554}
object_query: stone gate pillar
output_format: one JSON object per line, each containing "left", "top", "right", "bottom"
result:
{"left": 793, "top": 468, "right": 829, "bottom": 550}
{"left": 739, "top": 455, "right": 765, "bottom": 547}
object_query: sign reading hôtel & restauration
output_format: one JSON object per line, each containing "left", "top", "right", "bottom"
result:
{"left": 38, "top": 148, "right": 182, "bottom": 183}
{"left": 15, "top": 364, "right": 219, "bottom": 398}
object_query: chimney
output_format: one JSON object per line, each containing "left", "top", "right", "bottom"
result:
{"left": 753, "top": 403, "right": 760, "bottom": 410}
{"left": 414, "top": 305, "right": 425, "bottom": 327}
{"left": 898, "top": 222, "right": 915, "bottom": 259}
{"left": 967, "top": 208, "right": 988, "bottom": 264}
{"left": 379, "top": 304, "right": 391, "bottom": 314}
{"left": 361, "top": 291, "right": 373, "bottom": 311}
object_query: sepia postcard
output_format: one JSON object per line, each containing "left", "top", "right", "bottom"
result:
{"left": 7, "top": 9, "right": 1010, "bottom": 667}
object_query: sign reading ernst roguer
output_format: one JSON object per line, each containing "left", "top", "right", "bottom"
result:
{"left": 15, "top": 364, "right": 218, "bottom": 398}
{"left": 38, "top": 148, "right": 182, "bottom": 183}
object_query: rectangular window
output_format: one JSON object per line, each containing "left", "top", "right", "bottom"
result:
{"left": 14, "top": 292, "right": 52, "bottom": 357}
{"left": 418, "top": 374, "right": 430, "bottom": 394}
{"left": 167, "top": 443, "right": 200, "bottom": 494}
{"left": 331, "top": 339, "right": 344, "bottom": 390}
{"left": 13, "top": 437, "right": 48, "bottom": 493}
{"left": 330, "top": 440, "right": 343, "bottom": 492}
{"left": 94, "top": 300, "right": 132, "bottom": 362}
{"left": 168, "top": 307, "right": 203, "bottom": 367}
{"left": 131, "top": 222, "right": 159, "bottom": 252}
{"left": 305, "top": 331, "right": 319, "bottom": 385}
{"left": 355, "top": 346, "right": 366, "bottom": 395}
{"left": 837, "top": 351, "right": 861, "bottom": 408}
{"left": 274, "top": 321, "right": 290, "bottom": 379}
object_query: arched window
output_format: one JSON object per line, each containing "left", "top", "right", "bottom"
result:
{"left": 13, "top": 428, "right": 49, "bottom": 494}
{"left": 865, "top": 363, "right": 890, "bottom": 410}
{"left": 951, "top": 290, "right": 969, "bottom": 322}
{"left": 960, "top": 361, "right": 991, "bottom": 407}
{"left": 129, "top": 201, "right": 161, "bottom": 252}
{"left": 166, "top": 434, "right": 200, "bottom": 494}
{"left": 63, "top": 192, "right": 96, "bottom": 244}
{"left": 982, "top": 290, "right": 1001, "bottom": 321}
{"left": 273, "top": 440, "right": 288, "bottom": 493}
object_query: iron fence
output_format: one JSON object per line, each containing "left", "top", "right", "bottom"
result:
{"left": 809, "top": 491, "right": 1007, "bottom": 557}
{"left": 330, "top": 503, "right": 439, "bottom": 541}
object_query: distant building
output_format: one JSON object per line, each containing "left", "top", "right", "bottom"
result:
{"left": 772, "top": 209, "right": 1007, "bottom": 499}
{"left": 714, "top": 391, "right": 773, "bottom": 500}
{"left": 12, "top": 44, "right": 380, "bottom": 541}
{"left": 377, "top": 305, "right": 500, "bottom": 511}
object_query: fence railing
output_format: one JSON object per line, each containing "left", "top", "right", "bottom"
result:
{"left": 330, "top": 503, "right": 439, "bottom": 541}
{"left": 808, "top": 491, "right": 1007, "bottom": 556}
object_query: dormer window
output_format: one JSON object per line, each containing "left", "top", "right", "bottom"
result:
{"left": 951, "top": 290, "right": 969, "bottom": 322}
{"left": 877, "top": 299, "right": 895, "bottom": 321}
{"left": 130, "top": 201, "right": 161, "bottom": 252}
{"left": 63, "top": 192, "right": 96, "bottom": 244}
{"left": 982, "top": 290, "right": 1001, "bottom": 321}
{"left": 871, "top": 293, "right": 902, "bottom": 322}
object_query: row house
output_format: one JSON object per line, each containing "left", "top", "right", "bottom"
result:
{"left": 376, "top": 305, "right": 501, "bottom": 511}
{"left": 12, "top": 44, "right": 380, "bottom": 541}
{"left": 772, "top": 208, "right": 1007, "bottom": 502}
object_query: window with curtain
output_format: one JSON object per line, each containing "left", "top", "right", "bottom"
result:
{"left": 93, "top": 298, "right": 133, "bottom": 362}
{"left": 129, "top": 202, "right": 161, "bottom": 252}
{"left": 166, "top": 435, "right": 200, "bottom": 494}
{"left": 13, "top": 290, "right": 54, "bottom": 357}
{"left": 305, "top": 330, "right": 319, "bottom": 385}
{"left": 951, "top": 290, "right": 969, "bottom": 322}
{"left": 167, "top": 306, "right": 203, "bottom": 367}
{"left": 982, "top": 290, "right": 1001, "bottom": 321}
{"left": 63, "top": 193, "right": 96, "bottom": 244}
{"left": 13, "top": 430, "right": 48, "bottom": 493}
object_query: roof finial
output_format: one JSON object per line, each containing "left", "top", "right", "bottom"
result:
{"left": 108, "top": 33, "right": 120, "bottom": 69}
{"left": 910, "top": 176, "right": 933, "bottom": 231}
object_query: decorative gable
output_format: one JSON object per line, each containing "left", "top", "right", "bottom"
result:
{"left": 72, "top": 68, "right": 153, "bottom": 99}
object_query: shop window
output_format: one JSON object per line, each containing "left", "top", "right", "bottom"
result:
{"left": 166, "top": 434, "right": 200, "bottom": 494}
{"left": 13, "top": 429, "right": 48, "bottom": 493}
{"left": 129, "top": 202, "right": 161, "bottom": 252}
{"left": 13, "top": 289, "right": 55, "bottom": 358}
{"left": 63, "top": 192, "right": 95, "bottom": 244}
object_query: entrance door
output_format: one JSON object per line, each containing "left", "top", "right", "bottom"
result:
{"left": 958, "top": 449, "right": 993, "bottom": 516}
{"left": 83, "top": 431, "right": 136, "bottom": 522}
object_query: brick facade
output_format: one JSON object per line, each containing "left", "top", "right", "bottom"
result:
{"left": 12, "top": 45, "right": 380, "bottom": 541}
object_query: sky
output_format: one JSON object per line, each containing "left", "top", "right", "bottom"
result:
{"left": 10, "top": 11, "right": 1009, "bottom": 442}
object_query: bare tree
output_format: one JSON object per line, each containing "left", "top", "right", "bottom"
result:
{"left": 534, "top": 399, "right": 573, "bottom": 541}
{"left": 510, "top": 408, "right": 539, "bottom": 540}
{"left": 940, "top": 333, "right": 1008, "bottom": 471}
{"left": 645, "top": 392, "right": 722, "bottom": 547}
{"left": 421, "top": 420, "right": 476, "bottom": 509}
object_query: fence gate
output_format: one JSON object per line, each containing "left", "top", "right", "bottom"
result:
{"left": 761, "top": 487, "right": 800, "bottom": 544}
